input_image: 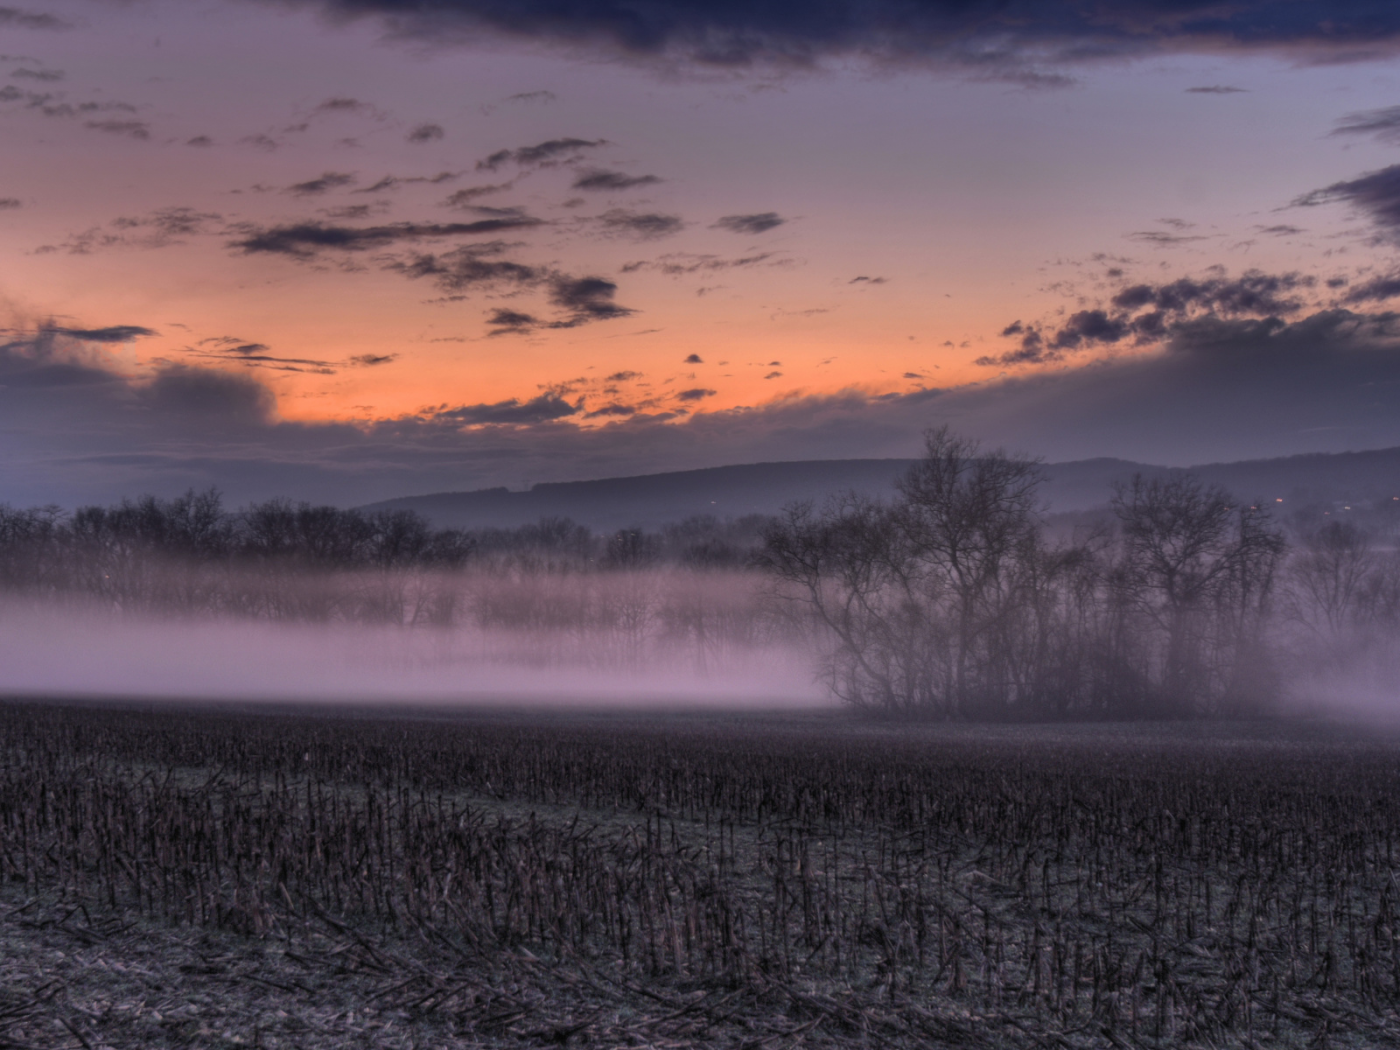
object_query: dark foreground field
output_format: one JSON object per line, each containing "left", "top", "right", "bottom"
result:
{"left": 1, "top": 703, "right": 1399, "bottom": 1048}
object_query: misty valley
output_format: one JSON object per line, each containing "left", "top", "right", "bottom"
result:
{"left": 1, "top": 435, "right": 1400, "bottom": 1047}
{"left": 0, "top": 430, "right": 1396, "bottom": 718}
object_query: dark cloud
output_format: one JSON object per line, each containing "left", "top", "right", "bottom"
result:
{"left": 11, "top": 66, "right": 61, "bottom": 81}
{"left": 485, "top": 308, "right": 540, "bottom": 335}
{"left": 1256, "top": 224, "right": 1303, "bottom": 236}
{"left": 1186, "top": 85, "right": 1246, "bottom": 94}
{"left": 407, "top": 123, "right": 445, "bottom": 143}
{"left": 676, "top": 387, "right": 716, "bottom": 401}
{"left": 349, "top": 354, "right": 396, "bottom": 366}
{"left": 142, "top": 365, "right": 276, "bottom": 421}
{"left": 585, "top": 402, "right": 636, "bottom": 417}
{"left": 191, "top": 338, "right": 336, "bottom": 373}
{"left": 1295, "top": 164, "right": 1400, "bottom": 237}
{"left": 571, "top": 169, "right": 662, "bottom": 191}
{"left": 0, "top": 197, "right": 19, "bottom": 209}
{"left": 548, "top": 275, "right": 634, "bottom": 324}
{"left": 186, "top": 135, "right": 213, "bottom": 147}
{"left": 477, "top": 138, "right": 606, "bottom": 171}
{"left": 713, "top": 212, "right": 785, "bottom": 234}
{"left": 435, "top": 393, "right": 580, "bottom": 426}
{"left": 606, "top": 370, "right": 642, "bottom": 381}
{"left": 211, "top": 355, "right": 334, "bottom": 374}
{"left": 40, "top": 207, "right": 224, "bottom": 255}
{"left": 286, "top": 172, "right": 356, "bottom": 196}
{"left": 1126, "top": 229, "right": 1210, "bottom": 247}
{"left": 1340, "top": 272, "right": 1400, "bottom": 304}
{"left": 982, "top": 268, "right": 1317, "bottom": 365}
{"left": 1331, "top": 106, "right": 1400, "bottom": 145}
{"left": 392, "top": 245, "right": 633, "bottom": 330}
{"left": 276, "top": 0, "right": 1400, "bottom": 73}
{"left": 465, "top": 204, "right": 534, "bottom": 221}
{"left": 393, "top": 245, "right": 547, "bottom": 293}
{"left": 1045, "top": 309, "right": 1130, "bottom": 351}
{"left": 3, "top": 86, "right": 89, "bottom": 112}
{"left": 46, "top": 325, "right": 156, "bottom": 343}
{"left": 0, "top": 330, "right": 122, "bottom": 389}
{"left": 107, "top": 207, "right": 223, "bottom": 248}
{"left": 320, "top": 204, "right": 379, "bottom": 220}
{"left": 358, "top": 171, "right": 461, "bottom": 193}
{"left": 229, "top": 216, "right": 543, "bottom": 257}
{"left": 0, "top": 87, "right": 141, "bottom": 123}
{"left": 116, "top": 207, "right": 219, "bottom": 238}
{"left": 620, "top": 251, "right": 776, "bottom": 275}
{"left": 597, "top": 209, "right": 684, "bottom": 238}
{"left": 478, "top": 90, "right": 561, "bottom": 115}
{"left": 984, "top": 326, "right": 1045, "bottom": 365}
{"left": 1110, "top": 270, "right": 1312, "bottom": 317}
{"left": 683, "top": 354, "right": 702, "bottom": 363}
{"left": 0, "top": 7, "right": 69, "bottom": 30}
{"left": 441, "top": 183, "right": 510, "bottom": 207}
{"left": 84, "top": 119, "right": 150, "bottom": 140}
{"left": 314, "top": 97, "right": 374, "bottom": 115}
{"left": 850, "top": 275, "right": 886, "bottom": 284}
{"left": 0, "top": 324, "right": 270, "bottom": 440}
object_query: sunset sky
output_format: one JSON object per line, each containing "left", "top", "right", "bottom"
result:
{"left": 5, "top": 0, "right": 1400, "bottom": 505}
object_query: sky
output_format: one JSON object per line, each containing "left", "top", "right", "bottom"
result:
{"left": 5, "top": 0, "right": 1400, "bottom": 506}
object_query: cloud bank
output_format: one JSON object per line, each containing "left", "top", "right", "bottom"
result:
{"left": 5, "top": 301, "right": 1400, "bottom": 508}
{"left": 281, "top": 0, "right": 1400, "bottom": 73}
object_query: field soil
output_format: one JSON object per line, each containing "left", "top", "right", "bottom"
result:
{"left": 1, "top": 702, "right": 1398, "bottom": 1048}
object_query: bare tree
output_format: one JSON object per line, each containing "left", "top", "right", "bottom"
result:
{"left": 892, "top": 427, "right": 1044, "bottom": 714}
{"left": 761, "top": 429, "right": 1051, "bottom": 718}
{"left": 1285, "top": 521, "right": 1375, "bottom": 646}
{"left": 1112, "top": 475, "right": 1285, "bottom": 715}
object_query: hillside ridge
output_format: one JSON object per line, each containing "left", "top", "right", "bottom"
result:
{"left": 361, "top": 447, "right": 1400, "bottom": 530}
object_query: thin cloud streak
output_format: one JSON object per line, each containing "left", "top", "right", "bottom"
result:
{"left": 229, "top": 217, "right": 545, "bottom": 256}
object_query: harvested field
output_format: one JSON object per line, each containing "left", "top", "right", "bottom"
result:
{"left": 1, "top": 701, "right": 1399, "bottom": 1047}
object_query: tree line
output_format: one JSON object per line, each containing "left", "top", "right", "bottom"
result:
{"left": 759, "top": 428, "right": 1400, "bottom": 719}
{"left": 0, "top": 494, "right": 767, "bottom": 595}
{"left": 0, "top": 494, "right": 775, "bottom": 658}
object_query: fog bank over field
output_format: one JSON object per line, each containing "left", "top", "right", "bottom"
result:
{"left": 2, "top": 593, "right": 1395, "bottom": 721}
{"left": 2, "top": 441, "right": 1399, "bottom": 720}
{"left": 0, "top": 599, "right": 827, "bottom": 708}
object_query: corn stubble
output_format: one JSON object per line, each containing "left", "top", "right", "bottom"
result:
{"left": 0, "top": 704, "right": 1397, "bottom": 1048}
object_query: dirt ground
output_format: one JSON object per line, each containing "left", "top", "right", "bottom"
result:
{"left": 3, "top": 704, "right": 1399, "bottom": 1049}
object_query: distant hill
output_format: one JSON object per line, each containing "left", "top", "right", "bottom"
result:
{"left": 1187, "top": 447, "right": 1400, "bottom": 507}
{"left": 361, "top": 447, "right": 1400, "bottom": 531}
{"left": 362, "top": 460, "right": 922, "bottom": 531}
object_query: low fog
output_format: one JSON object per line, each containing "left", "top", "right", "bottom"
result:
{"left": 1, "top": 440, "right": 1398, "bottom": 720}
{"left": 0, "top": 596, "right": 826, "bottom": 708}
